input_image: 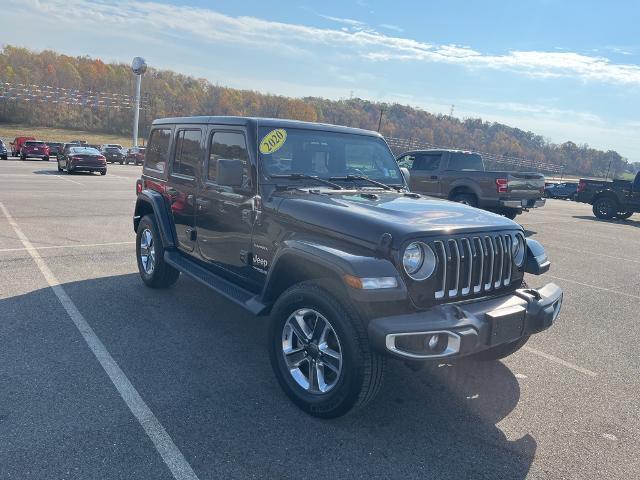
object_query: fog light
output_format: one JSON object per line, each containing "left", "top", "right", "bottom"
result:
{"left": 426, "top": 334, "right": 439, "bottom": 350}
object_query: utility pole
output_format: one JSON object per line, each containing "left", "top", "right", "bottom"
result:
{"left": 131, "top": 57, "right": 147, "bottom": 147}
{"left": 377, "top": 107, "right": 385, "bottom": 132}
{"left": 450, "top": 104, "right": 455, "bottom": 117}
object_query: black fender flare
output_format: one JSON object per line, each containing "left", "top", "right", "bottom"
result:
{"left": 133, "top": 190, "right": 177, "bottom": 249}
{"left": 260, "top": 239, "right": 407, "bottom": 304}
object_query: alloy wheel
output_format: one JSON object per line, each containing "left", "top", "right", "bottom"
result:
{"left": 281, "top": 308, "right": 343, "bottom": 394}
{"left": 139, "top": 228, "right": 156, "bottom": 274}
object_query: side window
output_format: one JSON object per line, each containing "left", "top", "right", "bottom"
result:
{"left": 413, "top": 154, "right": 441, "bottom": 171}
{"left": 208, "top": 131, "right": 250, "bottom": 186}
{"left": 397, "top": 154, "right": 415, "bottom": 169}
{"left": 172, "top": 129, "right": 201, "bottom": 178}
{"left": 146, "top": 128, "right": 172, "bottom": 173}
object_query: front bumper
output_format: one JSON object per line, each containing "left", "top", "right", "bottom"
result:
{"left": 368, "top": 283, "right": 562, "bottom": 360}
{"left": 500, "top": 198, "right": 546, "bottom": 209}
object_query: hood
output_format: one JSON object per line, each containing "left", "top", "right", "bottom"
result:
{"left": 276, "top": 190, "right": 520, "bottom": 245}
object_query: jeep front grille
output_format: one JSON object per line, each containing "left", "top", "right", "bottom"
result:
{"left": 432, "top": 234, "right": 514, "bottom": 300}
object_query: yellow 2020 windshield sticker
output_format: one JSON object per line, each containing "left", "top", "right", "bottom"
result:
{"left": 259, "top": 129, "right": 287, "bottom": 154}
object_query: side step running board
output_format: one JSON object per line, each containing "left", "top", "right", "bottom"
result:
{"left": 164, "top": 251, "right": 268, "bottom": 315}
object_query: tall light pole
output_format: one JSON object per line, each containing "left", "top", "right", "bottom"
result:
{"left": 131, "top": 57, "right": 147, "bottom": 147}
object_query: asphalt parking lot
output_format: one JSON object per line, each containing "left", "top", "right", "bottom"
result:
{"left": 1, "top": 158, "right": 638, "bottom": 479}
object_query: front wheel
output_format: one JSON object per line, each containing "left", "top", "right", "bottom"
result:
{"left": 593, "top": 197, "right": 617, "bottom": 219}
{"left": 616, "top": 211, "right": 633, "bottom": 220}
{"left": 269, "top": 281, "right": 385, "bottom": 418}
{"left": 502, "top": 209, "right": 518, "bottom": 220}
{"left": 136, "top": 215, "right": 180, "bottom": 288}
{"left": 100, "top": 170, "right": 107, "bottom": 176}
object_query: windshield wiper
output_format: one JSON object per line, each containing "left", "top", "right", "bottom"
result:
{"left": 329, "top": 175, "right": 398, "bottom": 191}
{"left": 269, "top": 173, "right": 343, "bottom": 190}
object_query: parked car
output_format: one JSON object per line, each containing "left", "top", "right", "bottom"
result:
{"left": 397, "top": 150, "right": 546, "bottom": 219}
{"left": 544, "top": 182, "right": 578, "bottom": 199}
{"left": 46, "top": 142, "right": 64, "bottom": 156}
{"left": 126, "top": 146, "right": 145, "bottom": 165}
{"left": 20, "top": 141, "right": 50, "bottom": 161}
{"left": 102, "top": 146, "right": 126, "bottom": 164}
{"left": 0, "top": 140, "right": 7, "bottom": 160}
{"left": 57, "top": 142, "right": 81, "bottom": 161}
{"left": 133, "top": 116, "right": 562, "bottom": 418}
{"left": 576, "top": 173, "right": 640, "bottom": 219}
{"left": 10, "top": 136, "right": 35, "bottom": 157}
{"left": 57, "top": 146, "right": 107, "bottom": 175}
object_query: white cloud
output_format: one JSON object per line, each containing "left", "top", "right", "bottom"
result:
{"left": 13, "top": 0, "right": 640, "bottom": 86}
{"left": 379, "top": 24, "right": 404, "bottom": 33}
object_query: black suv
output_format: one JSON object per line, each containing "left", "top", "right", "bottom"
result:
{"left": 133, "top": 117, "right": 563, "bottom": 418}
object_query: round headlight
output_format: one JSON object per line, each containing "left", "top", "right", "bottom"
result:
{"left": 403, "top": 242, "right": 437, "bottom": 280}
{"left": 403, "top": 242, "right": 424, "bottom": 275}
{"left": 512, "top": 234, "right": 525, "bottom": 267}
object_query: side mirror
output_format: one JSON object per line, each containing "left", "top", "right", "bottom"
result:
{"left": 525, "top": 239, "right": 550, "bottom": 275}
{"left": 217, "top": 158, "right": 244, "bottom": 187}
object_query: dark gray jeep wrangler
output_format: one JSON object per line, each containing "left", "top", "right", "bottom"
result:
{"left": 134, "top": 116, "right": 563, "bottom": 418}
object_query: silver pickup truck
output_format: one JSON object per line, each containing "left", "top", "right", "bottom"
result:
{"left": 397, "top": 149, "right": 546, "bottom": 219}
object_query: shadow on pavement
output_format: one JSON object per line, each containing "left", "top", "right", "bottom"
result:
{"left": 572, "top": 215, "right": 640, "bottom": 228}
{"left": 0, "top": 272, "right": 535, "bottom": 479}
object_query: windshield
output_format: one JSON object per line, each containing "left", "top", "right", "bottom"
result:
{"left": 258, "top": 127, "right": 403, "bottom": 187}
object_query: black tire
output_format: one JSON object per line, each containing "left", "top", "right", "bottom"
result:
{"left": 57, "top": 161, "right": 63, "bottom": 172}
{"left": 43, "top": 156, "right": 49, "bottom": 161}
{"left": 615, "top": 211, "right": 633, "bottom": 220}
{"left": 136, "top": 214, "right": 180, "bottom": 288}
{"left": 100, "top": 170, "right": 107, "bottom": 176}
{"left": 592, "top": 197, "right": 617, "bottom": 219}
{"left": 268, "top": 281, "right": 385, "bottom": 418}
{"left": 451, "top": 193, "right": 478, "bottom": 208}
{"left": 1, "top": 155, "right": 7, "bottom": 160}
{"left": 120, "top": 160, "right": 124, "bottom": 165}
{"left": 67, "top": 166, "right": 74, "bottom": 174}
{"left": 20, "top": 155, "right": 26, "bottom": 160}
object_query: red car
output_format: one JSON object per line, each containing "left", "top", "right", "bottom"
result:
{"left": 21, "top": 141, "right": 50, "bottom": 161}
{"left": 10, "top": 136, "right": 35, "bottom": 157}
{"left": 125, "top": 147, "right": 145, "bottom": 165}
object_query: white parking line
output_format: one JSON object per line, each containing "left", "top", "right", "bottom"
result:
{"left": 0, "top": 241, "right": 134, "bottom": 253}
{"left": 523, "top": 346, "right": 597, "bottom": 377}
{"left": 543, "top": 243, "right": 640, "bottom": 264}
{"left": 0, "top": 202, "right": 199, "bottom": 480}
{"left": 543, "top": 273, "right": 640, "bottom": 301}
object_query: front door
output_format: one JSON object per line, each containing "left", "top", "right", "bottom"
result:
{"left": 167, "top": 127, "right": 202, "bottom": 252}
{"left": 407, "top": 153, "right": 443, "bottom": 196}
{"left": 195, "top": 127, "right": 257, "bottom": 285}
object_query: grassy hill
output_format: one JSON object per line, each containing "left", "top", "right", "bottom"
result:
{"left": 0, "top": 123, "right": 132, "bottom": 147}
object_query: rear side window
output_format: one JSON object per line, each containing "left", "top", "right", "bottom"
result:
{"left": 172, "top": 129, "right": 201, "bottom": 178}
{"left": 208, "top": 131, "right": 250, "bottom": 185}
{"left": 146, "top": 128, "right": 172, "bottom": 173}
{"left": 447, "top": 153, "right": 484, "bottom": 171}
{"left": 413, "top": 154, "right": 441, "bottom": 171}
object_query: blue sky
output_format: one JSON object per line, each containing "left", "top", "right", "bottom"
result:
{"left": 2, "top": 0, "right": 640, "bottom": 159}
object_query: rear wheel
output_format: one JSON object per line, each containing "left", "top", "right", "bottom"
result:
{"left": 100, "top": 170, "right": 107, "bottom": 176}
{"left": 57, "top": 161, "right": 63, "bottom": 172}
{"left": 451, "top": 193, "right": 478, "bottom": 208}
{"left": 269, "top": 281, "right": 385, "bottom": 418}
{"left": 136, "top": 215, "right": 180, "bottom": 288}
{"left": 593, "top": 197, "right": 617, "bottom": 219}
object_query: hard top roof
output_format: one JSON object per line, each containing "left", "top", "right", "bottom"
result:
{"left": 152, "top": 116, "right": 382, "bottom": 138}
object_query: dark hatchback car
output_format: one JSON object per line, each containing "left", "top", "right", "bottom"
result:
{"left": 57, "top": 146, "right": 107, "bottom": 175}
{"left": 133, "top": 116, "right": 563, "bottom": 418}
{"left": 126, "top": 146, "right": 146, "bottom": 165}
{"left": 102, "top": 146, "right": 126, "bottom": 164}
{"left": 544, "top": 182, "right": 578, "bottom": 199}
{"left": 0, "top": 140, "right": 7, "bottom": 160}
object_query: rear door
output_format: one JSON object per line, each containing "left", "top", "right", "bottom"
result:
{"left": 195, "top": 126, "right": 257, "bottom": 284}
{"left": 167, "top": 126, "right": 202, "bottom": 253}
